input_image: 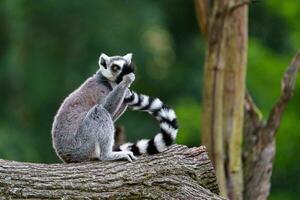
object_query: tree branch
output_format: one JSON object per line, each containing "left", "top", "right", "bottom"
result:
{"left": 263, "top": 51, "right": 300, "bottom": 142}
{"left": 244, "top": 91, "right": 263, "bottom": 123}
{"left": 243, "top": 51, "right": 300, "bottom": 200}
{"left": 0, "top": 145, "right": 224, "bottom": 199}
{"left": 194, "top": 0, "right": 211, "bottom": 40}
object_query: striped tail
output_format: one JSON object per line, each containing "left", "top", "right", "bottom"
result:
{"left": 119, "top": 91, "right": 179, "bottom": 156}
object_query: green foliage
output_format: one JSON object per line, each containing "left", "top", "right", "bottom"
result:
{"left": 175, "top": 98, "right": 201, "bottom": 146}
{"left": 0, "top": 125, "right": 39, "bottom": 161}
{"left": 0, "top": 0, "right": 299, "bottom": 198}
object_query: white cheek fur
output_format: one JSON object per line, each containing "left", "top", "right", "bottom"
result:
{"left": 100, "top": 65, "right": 116, "bottom": 81}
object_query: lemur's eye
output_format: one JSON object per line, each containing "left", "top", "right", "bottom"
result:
{"left": 111, "top": 64, "right": 121, "bottom": 72}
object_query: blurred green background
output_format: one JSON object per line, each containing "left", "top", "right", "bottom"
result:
{"left": 0, "top": 0, "right": 299, "bottom": 199}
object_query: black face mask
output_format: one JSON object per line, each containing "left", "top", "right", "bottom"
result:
{"left": 115, "top": 62, "right": 136, "bottom": 84}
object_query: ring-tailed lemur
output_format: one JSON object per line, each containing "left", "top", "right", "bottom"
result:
{"left": 51, "top": 53, "right": 178, "bottom": 163}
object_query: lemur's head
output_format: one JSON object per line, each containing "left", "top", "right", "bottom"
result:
{"left": 98, "top": 53, "right": 135, "bottom": 83}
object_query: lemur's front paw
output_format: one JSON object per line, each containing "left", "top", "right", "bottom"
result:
{"left": 122, "top": 73, "right": 135, "bottom": 86}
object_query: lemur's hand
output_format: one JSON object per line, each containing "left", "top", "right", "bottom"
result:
{"left": 122, "top": 73, "right": 135, "bottom": 87}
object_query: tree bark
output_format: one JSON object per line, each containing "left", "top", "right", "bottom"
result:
{"left": 222, "top": 3, "right": 247, "bottom": 200}
{"left": 199, "top": 1, "right": 228, "bottom": 196}
{"left": 196, "top": 1, "right": 248, "bottom": 199}
{"left": 0, "top": 145, "right": 224, "bottom": 200}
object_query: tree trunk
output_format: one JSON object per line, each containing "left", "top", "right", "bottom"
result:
{"left": 0, "top": 145, "right": 224, "bottom": 200}
{"left": 196, "top": 0, "right": 248, "bottom": 199}
{"left": 221, "top": 3, "right": 247, "bottom": 200}
{"left": 195, "top": 0, "right": 300, "bottom": 199}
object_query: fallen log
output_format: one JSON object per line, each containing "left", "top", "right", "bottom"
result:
{"left": 0, "top": 145, "right": 223, "bottom": 199}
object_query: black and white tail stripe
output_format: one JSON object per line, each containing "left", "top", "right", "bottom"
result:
{"left": 119, "top": 91, "right": 179, "bottom": 156}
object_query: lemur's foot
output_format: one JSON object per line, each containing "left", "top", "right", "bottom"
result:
{"left": 122, "top": 73, "right": 135, "bottom": 86}
{"left": 103, "top": 151, "right": 137, "bottom": 162}
{"left": 121, "top": 150, "right": 137, "bottom": 162}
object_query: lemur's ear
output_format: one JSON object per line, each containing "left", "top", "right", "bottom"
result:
{"left": 99, "top": 53, "right": 110, "bottom": 68}
{"left": 123, "top": 53, "right": 133, "bottom": 64}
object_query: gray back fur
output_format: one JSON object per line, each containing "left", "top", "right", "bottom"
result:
{"left": 51, "top": 73, "right": 117, "bottom": 161}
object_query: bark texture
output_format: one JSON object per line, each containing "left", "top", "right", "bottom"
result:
{"left": 222, "top": 3, "right": 247, "bottom": 200}
{"left": 0, "top": 145, "right": 224, "bottom": 200}
{"left": 195, "top": 0, "right": 248, "bottom": 199}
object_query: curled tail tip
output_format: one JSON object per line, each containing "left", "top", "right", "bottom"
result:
{"left": 123, "top": 91, "right": 179, "bottom": 156}
{"left": 119, "top": 128, "right": 178, "bottom": 156}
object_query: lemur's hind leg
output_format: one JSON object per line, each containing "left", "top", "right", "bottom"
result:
{"left": 78, "top": 104, "right": 136, "bottom": 162}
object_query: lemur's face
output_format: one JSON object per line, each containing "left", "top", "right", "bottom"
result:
{"left": 98, "top": 53, "right": 135, "bottom": 83}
